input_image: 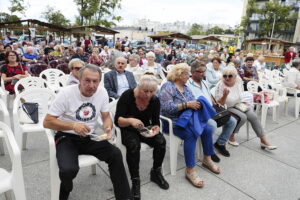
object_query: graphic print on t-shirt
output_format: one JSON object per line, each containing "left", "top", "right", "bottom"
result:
{"left": 75, "top": 103, "right": 96, "bottom": 122}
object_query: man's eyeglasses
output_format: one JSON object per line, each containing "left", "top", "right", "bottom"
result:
{"left": 223, "top": 74, "right": 233, "bottom": 78}
{"left": 73, "top": 67, "right": 82, "bottom": 71}
{"left": 117, "top": 62, "right": 126, "bottom": 65}
{"left": 195, "top": 70, "right": 206, "bottom": 74}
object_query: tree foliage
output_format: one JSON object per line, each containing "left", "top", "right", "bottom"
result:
{"left": 256, "top": 0, "right": 297, "bottom": 38}
{"left": 74, "top": 0, "right": 122, "bottom": 27}
{"left": 8, "top": 0, "right": 27, "bottom": 15}
{"left": 41, "top": 6, "right": 71, "bottom": 27}
{"left": 206, "top": 26, "right": 224, "bottom": 35}
{"left": 187, "top": 23, "right": 204, "bottom": 36}
{"left": 0, "top": 12, "right": 21, "bottom": 23}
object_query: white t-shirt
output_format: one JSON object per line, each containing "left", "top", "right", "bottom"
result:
{"left": 48, "top": 84, "right": 110, "bottom": 135}
{"left": 215, "top": 80, "right": 244, "bottom": 108}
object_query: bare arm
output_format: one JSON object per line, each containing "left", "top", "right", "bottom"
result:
{"left": 101, "top": 111, "right": 113, "bottom": 139}
{"left": 43, "top": 114, "right": 90, "bottom": 136}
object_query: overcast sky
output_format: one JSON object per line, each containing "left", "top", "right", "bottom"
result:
{"left": 0, "top": 0, "right": 244, "bottom": 27}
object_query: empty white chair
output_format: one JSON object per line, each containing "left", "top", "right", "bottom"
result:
{"left": 45, "top": 129, "right": 100, "bottom": 200}
{"left": 57, "top": 74, "right": 70, "bottom": 88}
{"left": 14, "top": 76, "right": 48, "bottom": 96}
{"left": 0, "top": 122, "right": 26, "bottom": 200}
{"left": 13, "top": 88, "right": 55, "bottom": 150}
{"left": 39, "top": 68, "right": 65, "bottom": 92}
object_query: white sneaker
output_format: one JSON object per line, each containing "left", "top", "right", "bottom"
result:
{"left": 228, "top": 140, "right": 239, "bottom": 147}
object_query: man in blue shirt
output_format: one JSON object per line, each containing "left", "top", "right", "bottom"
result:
{"left": 186, "top": 60, "right": 237, "bottom": 158}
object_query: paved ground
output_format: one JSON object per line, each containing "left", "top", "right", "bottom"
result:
{"left": 1, "top": 99, "right": 300, "bottom": 200}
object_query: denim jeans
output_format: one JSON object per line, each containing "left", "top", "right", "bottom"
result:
{"left": 207, "top": 116, "right": 237, "bottom": 145}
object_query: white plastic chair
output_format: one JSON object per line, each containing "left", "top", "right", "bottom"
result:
{"left": 13, "top": 88, "right": 56, "bottom": 150}
{"left": 0, "top": 99, "right": 11, "bottom": 155}
{"left": 57, "top": 74, "right": 70, "bottom": 88}
{"left": 39, "top": 68, "right": 65, "bottom": 93}
{"left": 45, "top": 129, "right": 100, "bottom": 200}
{"left": 285, "top": 87, "right": 300, "bottom": 118}
{"left": 14, "top": 76, "right": 48, "bottom": 96}
{"left": 0, "top": 122, "right": 26, "bottom": 200}
{"left": 0, "top": 78, "right": 9, "bottom": 108}
{"left": 247, "top": 81, "right": 279, "bottom": 128}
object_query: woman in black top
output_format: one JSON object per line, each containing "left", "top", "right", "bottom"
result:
{"left": 115, "top": 75, "right": 169, "bottom": 200}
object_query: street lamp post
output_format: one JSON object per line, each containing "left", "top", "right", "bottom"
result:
{"left": 269, "top": 12, "right": 276, "bottom": 51}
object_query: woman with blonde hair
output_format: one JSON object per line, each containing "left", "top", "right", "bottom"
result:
{"left": 159, "top": 63, "right": 220, "bottom": 188}
{"left": 215, "top": 66, "right": 277, "bottom": 149}
{"left": 115, "top": 75, "right": 169, "bottom": 199}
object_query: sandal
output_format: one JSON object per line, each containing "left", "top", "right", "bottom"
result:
{"left": 185, "top": 169, "right": 204, "bottom": 188}
{"left": 202, "top": 159, "right": 221, "bottom": 174}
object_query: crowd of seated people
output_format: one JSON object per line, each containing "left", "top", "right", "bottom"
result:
{"left": 1, "top": 36, "right": 299, "bottom": 200}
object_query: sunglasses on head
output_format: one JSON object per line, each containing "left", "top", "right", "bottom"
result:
{"left": 223, "top": 74, "right": 233, "bottom": 78}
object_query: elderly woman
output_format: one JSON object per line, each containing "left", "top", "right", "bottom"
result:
{"left": 142, "top": 51, "right": 165, "bottom": 80}
{"left": 159, "top": 63, "right": 220, "bottom": 188}
{"left": 206, "top": 57, "right": 224, "bottom": 89}
{"left": 22, "top": 46, "right": 38, "bottom": 65}
{"left": 66, "top": 58, "right": 85, "bottom": 85}
{"left": 1, "top": 50, "right": 29, "bottom": 94}
{"left": 253, "top": 55, "right": 266, "bottom": 71}
{"left": 283, "top": 59, "right": 300, "bottom": 97}
{"left": 100, "top": 45, "right": 111, "bottom": 63}
{"left": 53, "top": 45, "right": 63, "bottom": 57}
{"left": 115, "top": 75, "right": 169, "bottom": 199}
{"left": 126, "top": 54, "right": 144, "bottom": 83}
{"left": 241, "top": 57, "right": 259, "bottom": 90}
{"left": 215, "top": 67, "right": 277, "bottom": 150}
{"left": 88, "top": 48, "right": 103, "bottom": 66}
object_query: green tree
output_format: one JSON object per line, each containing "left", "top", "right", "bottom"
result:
{"left": 8, "top": 0, "right": 27, "bottom": 15}
{"left": 41, "top": 6, "right": 71, "bottom": 26}
{"left": 74, "top": 0, "right": 122, "bottom": 27}
{"left": 206, "top": 26, "right": 224, "bottom": 35}
{"left": 256, "top": 0, "right": 297, "bottom": 38}
{"left": 240, "top": 0, "right": 257, "bottom": 34}
{"left": 187, "top": 23, "right": 204, "bottom": 36}
{"left": 224, "top": 28, "right": 234, "bottom": 35}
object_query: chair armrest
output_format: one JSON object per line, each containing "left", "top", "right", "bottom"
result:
{"left": 0, "top": 99, "right": 10, "bottom": 127}
{"left": 159, "top": 115, "right": 174, "bottom": 135}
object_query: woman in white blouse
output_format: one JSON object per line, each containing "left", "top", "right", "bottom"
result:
{"left": 283, "top": 59, "right": 300, "bottom": 97}
{"left": 215, "top": 66, "right": 277, "bottom": 150}
{"left": 142, "top": 51, "right": 166, "bottom": 80}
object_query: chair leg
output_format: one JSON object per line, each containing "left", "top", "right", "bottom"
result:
{"left": 196, "top": 139, "right": 203, "bottom": 161}
{"left": 170, "top": 136, "right": 180, "bottom": 176}
{"left": 261, "top": 106, "right": 268, "bottom": 129}
{"left": 284, "top": 102, "right": 288, "bottom": 116}
{"left": 91, "top": 164, "right": 96, "bottom": 175}
{"left": 272, "top": 106, "right": 277, "bottom": 122}
{"left": 0, "top": 138, "right": 5, "bottom": 155}
{"left": 22, "top": 132, "right": 28, "bottom": 150}
{"left": 295, "top": 99, "right": 300, "bottom": 119}
{"left": 246, "top": 121, "right": 250, "bottom": 141}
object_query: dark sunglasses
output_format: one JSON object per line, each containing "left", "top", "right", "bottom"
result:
{"left": 223, "top": 74, "right": 233, "bottom": 78}
{"left": 73, "top": 67, "right": 82, "bottom": 71}
{"left": 195, "top": 70, "right": 206, "bottom": 73}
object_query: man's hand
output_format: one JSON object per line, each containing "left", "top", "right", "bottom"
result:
{"left": 73, "top": 122, "right": 91, "bottom": 136}
{"left": 104, "top": 127, "right": 112, "bottom": 140}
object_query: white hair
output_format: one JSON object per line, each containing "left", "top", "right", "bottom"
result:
{"left": 138, "top": 75, "right": 159, "bottom": 91}
{"left": 146, "top": 51, "right": 155, "bottom": 58}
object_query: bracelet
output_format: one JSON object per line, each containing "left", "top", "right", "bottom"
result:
{"left": 181, "top": 103, "right": 185, "bottom": 110}
{"left": 185, "top": 102, "right": 188, "bottom": 109}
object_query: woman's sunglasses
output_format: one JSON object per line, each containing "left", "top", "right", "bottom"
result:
{"left": 223, "top": 74, "right": 233, "bottom": 78}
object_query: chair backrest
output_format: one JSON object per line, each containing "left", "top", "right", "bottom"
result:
{"left": 28, "top": 63, "right": 49, "bottom": 77}
{"left": 13, "top": 88, "right": 56, "bottom": 123}
{"left": 14, "top": 76, "right": 48, "bottom": 95}
{"left": 48, "top": 60, "right": 59, "bottom": 68}
{"left": 247, "top": 81, "right": 260, "bottom": 93}
{"left": 39, "top": 68, "right": 65, "bottom": 89}
{"left": 57, "top": 74, "right": 70, "bottom": 88}
{"left": 0, "top": 98, "right": 10, "bottom": 127}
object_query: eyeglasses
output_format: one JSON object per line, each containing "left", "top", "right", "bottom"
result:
{"left": 195, "top": 70, "right": 206, "bottom": 74}
{"left": 117, "top": 62, "right": 126, "bottom": 65}
{"left": 181, "top": 72, "right": 190, "bottom": 76}
{"left": 73, "top": 67, "right": 82, "bottom": 71}
{"left": 223, "top": 74, "right": 233, "bottom": 78}
{"left": 8, "top": 55, "right": 17, "bottom": 57}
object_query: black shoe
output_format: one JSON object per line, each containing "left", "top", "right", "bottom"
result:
{"left": 211, "top": 153, "right": 220, "bottom": 163}
{"left": 150, "top": 168, "right": 169, "bottom": 190}
{"left": 131, "top": 178, "right": 140, "bottom": 200}
{"left": 214, "top": 142, "right": 230, "bottom": 157}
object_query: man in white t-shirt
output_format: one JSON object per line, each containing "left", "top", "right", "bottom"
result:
{"left": 43, "top": 64, "right": 131, "bottom": 200}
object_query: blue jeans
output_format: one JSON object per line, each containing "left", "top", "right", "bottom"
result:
{"left": 173, "top": 124, "right": 214, "bottom": 167}
{"left": 207, "top": 116, "right": 237, "bottom": 145}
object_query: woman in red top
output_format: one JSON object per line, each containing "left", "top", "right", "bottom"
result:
{"left": 1, "top": 50, "right": 29, "bottom": 94}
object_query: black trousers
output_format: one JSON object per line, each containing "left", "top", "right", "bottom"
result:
{"left": 121, "top": 129, "right": 166, "bottom": 179}
{"left": 55, "top": 131, "right": 131, "bottom": 200}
